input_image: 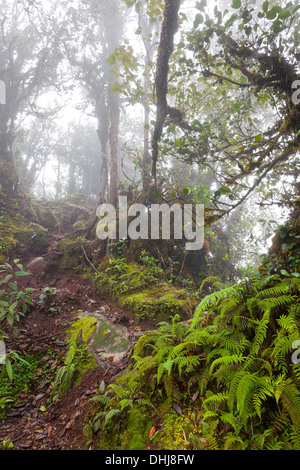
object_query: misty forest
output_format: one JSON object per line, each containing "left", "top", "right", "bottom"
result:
{"left": 0, "top": 0, "right": 300, "bottom": 451}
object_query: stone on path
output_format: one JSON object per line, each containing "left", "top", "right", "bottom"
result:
{"left": 72, "top": 311, "right": 132, "bottom": 364}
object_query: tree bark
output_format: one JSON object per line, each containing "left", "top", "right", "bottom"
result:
{"left": 151, "top": 0, "right": 181, "bottom": 182}
{"left": 108, "top": 88, "right": 120, "bottom": 207}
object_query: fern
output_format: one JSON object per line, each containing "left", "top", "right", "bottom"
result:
{"left": 192, "top": 284, "right": 240, "bottom": 327}
{"left": 91, "top": 273, "right": 300, "bottom": 449}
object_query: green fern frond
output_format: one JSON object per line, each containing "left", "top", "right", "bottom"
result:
{"left": 206, "top": 435, "right": 219, "bottom": 450}
{"left": 224, "top": 433, "right": 247, "bottom": 450}
{"left": 163, "top": 373, "right": 173, "bottom": 398}
{"left": 209, "top": 354, "right": 245, "bottom": 375}
{"left": 280, "top": 381, "right": 300, "bottom": 431}
{"left": 250, "top": 309, "right": 270, "bottom": 355}
{"left": 192, "top": 284, "right": 240, "bottom": 327}
{"left": 104, "top": 408, "right": 121, "bottom": 425}
{"left": 202, "top": 392, "right": 228, "bottom": 410}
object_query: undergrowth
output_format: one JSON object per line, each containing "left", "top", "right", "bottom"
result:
{"left": 0, "top": 350, "right": 58, "bottom": 418}
{"left": 88, "top": 273, "right": 300, "bottom": 450}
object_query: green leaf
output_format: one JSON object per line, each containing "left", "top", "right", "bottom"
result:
{"left": 5, "top": 359, "right": 13, "bottom": 382}
{"left": 15, "top": 271, "right": 32, "bottom": 277}
{"left": 291, "top": 273, "right": 300, "bottom": 278}
{"left": 0, "top": 274, "right": 13, "bottom": 285}
{"left": 266, "top": 6, "right": 282, "bottom": 20}
{"left": 9, "top": 301, "right": 18, "bottom": 313}
{"left": 176, "top": 137, "right": 184, "bottom": 148}
{"left": 232, "top": 0, "right": 241, "bottom": 9}
{"left": 99, "top": 380, "right": 105, "bottom": 393}
{"left": 8, "top": 283, "right": 17, "bottom": 291}
{"left": 182, "top": 188, "right": 190, "bottom": 195}
{"left": 7, "top": 313, "right": 14, "bottom": 327}
{"left": 278, "top": 9, "right": 291, "bottom": 20}
{"left": 280, "top": 269, "right": 290, "bottom": 277}
{"left": 193, "top": 13, "right": 204, "bottom": 28}
{"left": 262, "top": 1, "right": 269, "bottom": 13}
{"left": 225, "top": 13, "right": 238, "bottom": 27}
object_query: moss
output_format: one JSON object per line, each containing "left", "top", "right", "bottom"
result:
{"left": 0, "top": 231, "right": 17, "bottom": 263}
{"left": 150, "top": 406, "right": 202, "bottom": 450}
{"left": 90, "top": 319, "right": 131, "bottom": 353}
{"left": 123, "top": 408, "right": 152, "bottom": 450}
{"left": 59, "top": 236, "right": 90, "bottom": 269}
{"left": 92, "top": 259, "right": 193, "bottom": 324}
{"left": 93, "top": 406, "right": 152, "bottom": 450}
{"left": 14, "top": 227, "right": 35, "bottom": 243}
{"left": 28, "top": 223, "right": 49, "bottom": 251}
{"left": 67, "top": 316, "right": 97, "bottom": 344}
{"left": 37, "top": 207, "right": 58, "bottom": 232}
{"left": 121, "top": 289, "right": 191, "bottom": 323}
{"left": 64, "top": 316, "right": 98, "bottom": 382}
{"left": 72, "top": 217, "right": 87, "bottom": 230}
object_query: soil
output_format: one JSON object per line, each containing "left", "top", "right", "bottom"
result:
{"left": 0, "top": 225, "right": 149, "bottom": 450}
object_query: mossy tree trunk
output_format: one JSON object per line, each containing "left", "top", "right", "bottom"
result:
{"left": 104, "top": 0, "right": 123, "bottom": 208}
{"left": 0, "top": 123, "right": 19, "bottom": 203}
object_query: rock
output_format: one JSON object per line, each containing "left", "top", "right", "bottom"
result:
{"left": 26, "top": 257, "right": 45, "bottom": 270}
{"left": 70, "top": 311, "right": 132, "bottom": 364}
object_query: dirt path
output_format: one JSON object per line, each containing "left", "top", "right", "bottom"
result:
{"left": 0, "top": 228, "right": 146, "bottom": 450}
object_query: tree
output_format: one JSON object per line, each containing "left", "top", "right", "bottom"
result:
{"left": 64, "top": 0, "right": 124, "bottom": 207}
{"left": 0, "top": 0, "right": 65, "bottom": 201}
{"left": 150, "top": 0, "right": 300, "bottom": 220}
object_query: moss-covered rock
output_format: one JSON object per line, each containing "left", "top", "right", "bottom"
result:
{"left": 59, "top": 236, "right": 91, "bottom": 270}
{"left": 68, "top": 312, "right": 132, "bottom": 364}
{"left": 0, "top": 216, "right": 49, "bottom": 263}
{"left": 88, "top": 404, "right": 153, "bottom": 450}
{"left": 92, "top": 258, "right": 194, "bottom": 324}
{"left": 121, "top": 287, "right": 191, "bottom": 323}
{"left": 36, "top": 207, "right": 58, "bottom": 232}
{"left": 13, "top": 226, "right": 35, "bottom": 243}
{"left": 67, "top": 316, "right": 98, "bottom": 345}
{"left": 119, "top": 407, "right": 152, "bottom": 450}
{"left": 28, "top": 223, "right": 49, "bottom": 252}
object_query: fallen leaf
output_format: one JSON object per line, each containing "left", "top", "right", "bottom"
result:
{"left": 66, "top": 419, "right": 74, "bottom": 429}
{"left": 148, "top": 426, "right": 156, "bottom": 438}
{"left": 172, "top": 403, "right": 183, "bottom": 415}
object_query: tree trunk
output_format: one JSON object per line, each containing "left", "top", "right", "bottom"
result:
{"left": 0, "top": 131, "right": 19, "bottom": 202}
{"left": 68, "top": 158, "right": 76, "bottom": 195}
{"left": 97, "top": 100, "right": 109, "bottom": 201}
{"left": 56, "top": 156, "right": 61, "bottom": 200}
{"left": 140, "top": 1, "right": 155, "bottom": 192}
{"left": 108, "top": 88, "right": 120, "bottom": 207}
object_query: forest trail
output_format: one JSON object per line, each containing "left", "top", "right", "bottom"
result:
{"left": 0, "top": 222, "right": 146, "bottom": 450}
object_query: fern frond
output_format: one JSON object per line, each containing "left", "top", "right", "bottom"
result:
{"left": 192, "top": 284, "right": 240, "bottom": 328}
{"left": 209, "top": 354, "right": 245, "bottom": 375}
{"left": 202, "top": 392, "right": 228, "bottom": 410}
{"left": 104, "top": 408, "right": 121, "bottom": 425}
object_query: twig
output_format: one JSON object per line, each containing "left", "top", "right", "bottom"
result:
{"left": 179, "top": 252, "right": 187, "bottom": 278}
{"left": 81, "top": 245, "right": 99, "bottom": 273}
